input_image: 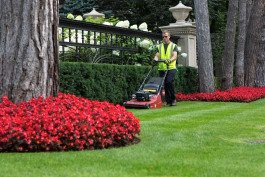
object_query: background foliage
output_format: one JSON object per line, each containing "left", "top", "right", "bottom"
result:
{"left": 59, "top": 0, "right": 96, "bottom": 17}
{"left": 59, "top": 0, "right": 228, "bottom": 33}
{"left": 59, "top": 0, "right": 229, "bottom": 76}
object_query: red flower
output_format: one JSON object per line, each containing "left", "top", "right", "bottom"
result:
{"left": 0, "top": 93, "right": 140, "bottom": 152}
{"left": 176, "top": 86, "right": 265, "bottom": 102}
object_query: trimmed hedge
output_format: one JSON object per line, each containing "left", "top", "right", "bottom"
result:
{"left": 59, "top": 62, "right": 198, "bottom": 104}
{"left": 175, "top": 66, "right": 199, "bottom": 94}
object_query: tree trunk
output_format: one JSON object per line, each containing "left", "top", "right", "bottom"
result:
{"left": 235, "top": 0, "right": 247, "bottom": 86}
{"left": 254, "top": 1, "right": 265, "bottom": 86}
{"left": 194, "top": 0, "right": 215, "bottom": 93}
{"left": 0, "top": 0, "right": 59, "bottom": 103}
{"left": 246, "top": 0, "right": 253, "bottom": 24}
{"left": 221, "top": 0, "right": 238, "bottom": 90}
{"left": 244, "top": 0, "right": 265, "bottom": 86}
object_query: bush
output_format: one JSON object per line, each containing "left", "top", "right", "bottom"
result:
{"left": 175, "top": 66, "right": 199, "bottom": 94}
{"left": 59, "top": 62, "right": 154, "bottom": 104}
{"left": 59, "top": 62, "right": 198, "bottom": 104}
{"left": 0, "top": 93, "right": 140, "bottom": 152}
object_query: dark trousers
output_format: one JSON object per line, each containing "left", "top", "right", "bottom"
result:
{"left": 159, "top": 69, "right": 176, "bottom": 104}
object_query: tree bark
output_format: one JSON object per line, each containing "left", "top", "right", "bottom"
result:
{"left": 246, "top": 0, "right": 253, "bottom": 24}
{"left": 235, "top": 0, "right": 247, "bottom": 86}
{"left": 221, "top": 0, "right": 238, "bottom": 90}
{"left": 194, "top": 0, "right": 215, "bottom": 93}
{"left": 254, "top": 1, "right": 265, "bottom": 86}
{"left": 244, "top": 0, "right": 265, "bottom": 86}
{"left": 0, "top": 0, "right": 59, "bottom": 103}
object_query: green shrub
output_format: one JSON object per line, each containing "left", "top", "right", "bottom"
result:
{"left": 59, "top": 62, "right": 198, "bottom": 104}
{"left": 175, "top": 66, "right": 199, "bottom": 93}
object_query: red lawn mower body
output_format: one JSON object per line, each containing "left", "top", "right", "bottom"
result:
{"left": 124, "top": 61, "right": 167, "bottom": 109}
{"left": 124, "top": 91, "right": 163, "bottom": 109}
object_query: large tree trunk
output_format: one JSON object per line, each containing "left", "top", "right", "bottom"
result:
{"left": 254, "top": 1, "right": 265, "bottom": 86}
{"left": 246, "top": 0, "right": 253, "bottom": 23}
{"left": 235, "top": 0, "right": 247, "bottom": 86}
{"left": 244, "top": 0, "right": 265, "bottom": 86}
{"left": 0, "top": 0, "right": 59, "bottom": 103}
{"left": 221, "top": 0, "right": 238, "bottom": 90}
{"left": 194, "top": 0, "right": 215, "bottom": 93}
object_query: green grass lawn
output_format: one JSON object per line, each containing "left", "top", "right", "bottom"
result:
{"left": 1, "top": 99, "right": 265, "bottom": 177}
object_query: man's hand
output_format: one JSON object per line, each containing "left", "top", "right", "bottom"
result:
{"left": 165, "top": 59, "right": 172, "bottom": 64}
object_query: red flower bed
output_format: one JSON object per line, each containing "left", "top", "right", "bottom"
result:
{"left": 177, "top": 86, "right": 265, "bottom": 102}
{"left": 0, "top": 93, "right": 140, "bottom": 152}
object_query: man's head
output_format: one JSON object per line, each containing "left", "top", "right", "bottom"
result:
{"left": 162, "top": 30, "right": 171, "bottom": 44}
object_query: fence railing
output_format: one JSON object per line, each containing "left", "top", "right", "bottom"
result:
{"left": 59, "top": 18, "right": 179, "bottom": 65}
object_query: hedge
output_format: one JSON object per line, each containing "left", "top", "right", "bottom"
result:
{"left": 59, "top": 62, "right": 198, "bottom": 104}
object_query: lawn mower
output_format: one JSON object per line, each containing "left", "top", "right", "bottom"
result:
{"left": 124, "top": 60, "right": 167, "bottom": 109}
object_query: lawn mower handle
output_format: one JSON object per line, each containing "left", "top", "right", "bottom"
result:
{"left": 137, "top": 59, "right": 168, "bottom": 92}
{"left": 153, "top": 59, "right": 170, "bottom": 70}
{"left": 153, "top": 59, "right": 167, "bottom": 63}
{"left": 152, "top": 59, "right": 170, "bottom": 66}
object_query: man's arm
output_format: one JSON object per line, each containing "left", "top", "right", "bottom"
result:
{"left": 153, "top": 52, "right": 160, "bottom": 61}
{"left": 170, "top": 51, "right": 177, "bottom": 62}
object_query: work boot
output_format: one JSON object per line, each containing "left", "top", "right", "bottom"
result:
{"left": 171, "top": 100, "right": 177, "bottom": 106}
{"left": 163, "top": 102, "right": 172, "bottom": 106}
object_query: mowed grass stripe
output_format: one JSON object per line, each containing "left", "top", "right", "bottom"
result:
{"left": 132, "top": 100, "right": 265, "bottom": 177}
{"left": 130, "top": 101, "right": 233, "bottom": 121}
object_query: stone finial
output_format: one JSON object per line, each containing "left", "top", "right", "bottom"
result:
{"left": 83, "top": 8, "right": 105, "bottom": 19}
{"left": 169, "top": 1, "right": 192, "bottom": 25}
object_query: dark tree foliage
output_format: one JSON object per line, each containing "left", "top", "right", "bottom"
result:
{"left": 59, "top": 0, "right": 227, "bottom": 33}
{"left": 97, "top": 0, "right": 193, "bottom": 33}
{"left": 96, "top": 0, "right": 228, "bottom": 33}
{"left": 208, "top": 0, "right": 229, "bottom": 32}
{"left": 209, "top": 0, "right": 229, "bottom": 77}
{"left": 59, "top": 0, "right": 96, "bottom": 17}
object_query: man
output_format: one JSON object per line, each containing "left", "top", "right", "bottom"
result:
{"left": 153, "top": 30, "right": 178, "bottom": 106}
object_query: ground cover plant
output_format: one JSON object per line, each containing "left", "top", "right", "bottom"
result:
{"left": 177, "top": 86, "right": 265, "bottom": 102}
{"left": 0, "top": 98, "right": 264, "bottom": 177}
{"left": 0, "top": 93, "right": 140, "bottom": 152}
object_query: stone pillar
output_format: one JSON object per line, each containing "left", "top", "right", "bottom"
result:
{"left": 160, "top": 2, "right": 197, "bottom": 68}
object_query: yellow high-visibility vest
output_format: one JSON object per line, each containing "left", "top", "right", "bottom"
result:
{"left": 157, "top": 42, "right": 177, "bottom": 71}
